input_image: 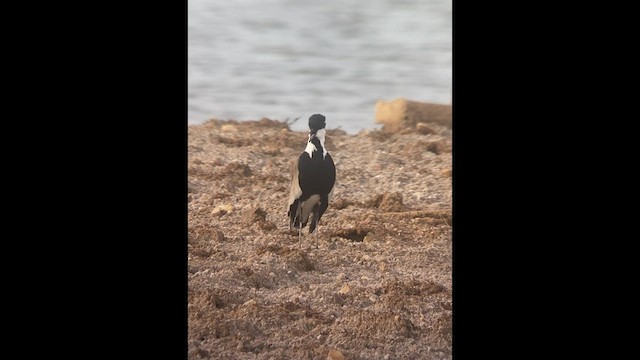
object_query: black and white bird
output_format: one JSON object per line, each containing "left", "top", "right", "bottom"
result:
{"left": 288, "top": 114, "right": 336, "bottom": 248}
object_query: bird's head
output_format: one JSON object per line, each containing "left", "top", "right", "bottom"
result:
{"left": 308, "top": 114, "right": 326, "bottom": 132}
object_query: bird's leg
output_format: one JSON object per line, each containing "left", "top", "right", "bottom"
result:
{"left": 296, "top": 202, "right": 303, "bottom": 249}
{"left": 315, "top": 226, "right": 319, "bottom": 249}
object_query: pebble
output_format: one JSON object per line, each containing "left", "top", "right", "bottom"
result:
{"left": 242, "top": 299, "right": 256, "bottom": 307}
{"left": 221, "top": 124, "right": 238, "bottom": 132}
{"left": 211, "top": 203, "right": 233, "bottom": 217}
{"left": 327, "top": 349, "right": 345, "bottom": 360}
{"left": 338, "top": 283, "right": 350, "bottom": 294}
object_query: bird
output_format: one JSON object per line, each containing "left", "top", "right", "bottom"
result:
{"left": 287, "top": 114, "right": 336, "bottom": 249}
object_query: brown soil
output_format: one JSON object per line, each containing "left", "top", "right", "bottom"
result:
{"left": 188, "top": 118, "right": 452, "bottom": 360}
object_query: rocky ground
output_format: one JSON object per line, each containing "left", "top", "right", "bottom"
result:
{"left": 188, "top": 117, "right": 452, "bottom": 360}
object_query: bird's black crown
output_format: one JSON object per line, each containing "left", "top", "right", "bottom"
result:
{"left": 308, "top": 114, "right": 326, "bottom": 130}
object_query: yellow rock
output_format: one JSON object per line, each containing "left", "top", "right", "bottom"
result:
{"left": 327, "top": 348, "right": 345, "bottom": 360}
{"left": 338, "top": 283, "right": 350, "bottom": 294}
{"left": 220, "top": 124, "right": 238, "bottom": 132}
{"left": 211, "top": 203, "right": 234, "bottom": 217}
{"left": 375, "top": 98, "right": 452, "bottom": 131}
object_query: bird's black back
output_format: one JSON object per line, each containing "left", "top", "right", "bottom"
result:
{"left": 297, "top": 137, "right": 335, "bottom": 200}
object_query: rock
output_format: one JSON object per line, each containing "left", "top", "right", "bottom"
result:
{"left": 338, "top": 283, "right": 350, "bottom": 294}
{"left": 237, "top": 340, "right": 248, "bottom": 351}
{"left": 243, "top": 207, "right": 267, "bottom": 224}
{"left": 363, "top": 232, "right": 377, "bottom": 243}
{"left": 332, "top": 198, "right": 353, "bottom": 210}
{"left": 259, "top": 220, "right": 277, "bottom": 231}
{"left": 213, "top": 230, "right": 226, "bottom": 242}
{"left": 220, "top": 124, "right": 238, "bottom": 132}
{"left": 212, "top": 204, "right": 233, "bottom": 217}
{"left": 442, "top": 168, "right": 452, "bottom": 177}
{"left": 333, "top": 228, "right": 368, "bottom": 242}
{"left": 225, "top": 162, "right": 252, "bottom": 176}
{"left": 378, "top": 192, "right": 406, "bottom": 212}
{"left": 374, "top": 255, "right": 386, "bottom": 262}
{"left": 416, "top": 122, "right": 436, "bottom": 135}
{"left": 425, "top": 140, "right": 452, "bottom": 154}
{"left": 286, "top": 250, "right": 315, "bottom": 272}
{"left": 375, "top": 98, "right": 452, "bottom": 131}
{"left": 378, "top": 261, "right": 387, "bottom": 272}
{"left": 242, "top": 299, "right": 256, "bottom": 307}
{"left": 327, "top": 348, "right": 345, "bottom": 360}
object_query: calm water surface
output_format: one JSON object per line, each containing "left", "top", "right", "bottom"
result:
{"left": 188, "top": 0, "right": 452, "bottom": 133}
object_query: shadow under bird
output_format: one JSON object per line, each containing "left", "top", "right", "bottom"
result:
{"left": 287, "top": 114, "right": 336, "bottom": 248}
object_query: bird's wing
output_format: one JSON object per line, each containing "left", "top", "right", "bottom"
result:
{"left": 326, "top": 153, "right": 336, "bottom": 203}
{"left": 287, "top": 158, "right": 303, "bottom": 207}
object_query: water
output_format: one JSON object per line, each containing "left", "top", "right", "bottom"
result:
{"left": 188, "top": 0, "right": 452, "bottom": 134}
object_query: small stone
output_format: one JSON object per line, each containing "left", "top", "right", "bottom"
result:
{"left": 338, "top": 283, "right": 350, "bottom": 294}
{"left": 242, "top": 299, "right": 256, "bottom": 307}
{"left": 214, "top": 230, "right": 226, "bottom": 242}
{"left": 416, "top": 122, "right": 436, "bottom": 135}
{"left": 363, "top": 232, "right": 377, "bottom": 243}
{"left": 378, "top": 261, "right": 387, "bottom": 272}
{"left": 243, "top": 206, "right": 267, "bottom": 224}
{"left": 327, "top": 349, "right": 345, "bottom": 360}
{"left": 221, "top": 124, "right": 238, "bottom": 132}
{"left": 378, "top": 192, "right": 406, "bottom": 212}
{"left": 212, "top": 204, "right": 233, "bottom": 217}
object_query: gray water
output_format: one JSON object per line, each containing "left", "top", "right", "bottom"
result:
{"left": 188, "top": 0, "right": 452, "bottom": 134}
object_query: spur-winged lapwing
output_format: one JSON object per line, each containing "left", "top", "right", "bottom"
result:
{"left": 287, "top": 114, "right": 336, "bottom": 248}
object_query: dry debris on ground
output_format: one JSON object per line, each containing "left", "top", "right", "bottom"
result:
{"left": 188, "top": 118, "right": 452, "bottom": 360}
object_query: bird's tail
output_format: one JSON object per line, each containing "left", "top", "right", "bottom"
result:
{"left": 308, "top": 196, "right": 329, "bottom": 234}
{"left": 288, "top": 199, "right": 301, "bottom": 230}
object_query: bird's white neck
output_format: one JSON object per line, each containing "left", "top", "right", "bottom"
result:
{"left": 304, "top": 128, "right": 328, "bottom": 158}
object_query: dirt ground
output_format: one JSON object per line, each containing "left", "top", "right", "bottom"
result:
{"left": 188, "top": 118, "right": 452, "bottom": 360}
